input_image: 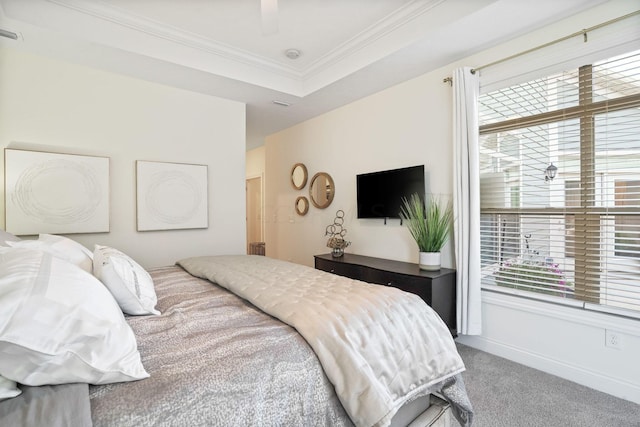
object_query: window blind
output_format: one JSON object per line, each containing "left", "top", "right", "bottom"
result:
{"left": 479, "top": 49, "right": 640, "bottom": 317}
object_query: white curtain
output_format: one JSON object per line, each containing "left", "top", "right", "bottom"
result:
{"left": 452, "top": 67, "right": 482, "bottom": 335}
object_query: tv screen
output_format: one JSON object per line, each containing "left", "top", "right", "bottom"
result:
{"left": 357, "top": 165, "right": 425, "bottom": 219}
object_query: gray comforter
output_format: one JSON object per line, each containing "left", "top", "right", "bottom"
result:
{"left": 0, "top": 383, "right": 92, "bottom": 427}
{"left": 4, "top": 259, "right": 472, "bottom": 427}
{"left": 89, "top": 265, "right": 352, "bottom": 426}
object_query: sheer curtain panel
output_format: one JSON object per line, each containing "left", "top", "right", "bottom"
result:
{"left": 453, "top": 66, "right": 482, "bottom": 335}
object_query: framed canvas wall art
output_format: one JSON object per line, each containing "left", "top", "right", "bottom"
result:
{"left": 4, "top": 148, "right": 110, "bottom": 235}
{"left": 136, "top": 160, "right": 208, "bottom": 231}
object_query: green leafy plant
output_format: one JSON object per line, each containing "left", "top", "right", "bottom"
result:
{"left": 400, "top": 193, "right": 453, "bottom": 253}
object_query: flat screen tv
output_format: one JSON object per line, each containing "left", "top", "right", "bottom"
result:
{"left": 357, "top": 165, "right": 425, "bottom": 219}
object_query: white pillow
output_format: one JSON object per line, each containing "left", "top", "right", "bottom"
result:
{"left": 93, "top": 245, "right": 160, "bottom": 315}
{"left": 0, "top": 230, "right": 20, "bottom": 247}
{"left": 0, "top": 375, "right": 21, "bottom": 401}
{"left": 0, "top": 247, "right": 149, "bottom": 386}
{"left": 6, "top": 234, "right": 93, "bottom": 273}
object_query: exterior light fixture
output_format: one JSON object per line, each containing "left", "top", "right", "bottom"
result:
{"left": 545, "top": 163, "right": 558, "bottom": 182}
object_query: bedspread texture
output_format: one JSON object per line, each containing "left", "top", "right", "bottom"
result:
{"left": 178, "top": 255, "right": 473, "bottom": 427}
{"left": 90, "top": 265, "right": 351, "bottom": 426}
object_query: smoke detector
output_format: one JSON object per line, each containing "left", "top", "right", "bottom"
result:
{"left": 285, "top": 49, "right": 301, "bottom": 60}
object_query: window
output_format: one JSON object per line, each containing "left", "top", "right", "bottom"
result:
{"left": 479, "top": 50, "right": 640, "bottom": 315}
{"left": 564, "top": 180, "right": 580, "bottom": 258}
{"left": 614, "top": 180, "right": 640, "bottom": 259}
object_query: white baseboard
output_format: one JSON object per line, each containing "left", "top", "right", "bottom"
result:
{"left": 455, "top": 334, "right": 640, "bottom": 405}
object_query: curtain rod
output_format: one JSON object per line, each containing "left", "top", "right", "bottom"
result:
{"left": 442, "top": 9, "right": 640, "bottom": 85}
{"left": 0, "top": 28, "right": 18, "bottom": 40}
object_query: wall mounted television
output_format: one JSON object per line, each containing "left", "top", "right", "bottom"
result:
{"left": 356, "top": 165, "right": 425, "bottom": 219}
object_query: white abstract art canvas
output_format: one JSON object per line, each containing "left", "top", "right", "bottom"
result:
{"left": 136, "top": 161, "right": 208, "bottom": 231}
{"left": 5, "top": 148, "right": 110, "bottom": 235}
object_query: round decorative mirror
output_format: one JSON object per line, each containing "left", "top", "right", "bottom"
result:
{"left": 291, "top": 163, "right": 308, "bottom": 190}
{"left": 309, "top": 172, "right": 335, "bottom": 209}
{"left": 295, "top": 196, "right": 309, "bottom": 216}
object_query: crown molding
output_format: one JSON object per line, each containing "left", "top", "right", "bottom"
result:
{"left": 45, "top": 0, "right": 444, "bottom": 89}
{"left": 46, "top": 0, "right": 302, "bottom": 79}
{"left": 302, "top": 0, "right": 445, "bottom": 77}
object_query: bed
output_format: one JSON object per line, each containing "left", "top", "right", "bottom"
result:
{"left": 0, "top": 233, "right": 473, "bottom": 427}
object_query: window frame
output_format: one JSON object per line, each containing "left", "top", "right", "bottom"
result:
{"left": 479, "top": 59, "right": 640, "bottom": 315}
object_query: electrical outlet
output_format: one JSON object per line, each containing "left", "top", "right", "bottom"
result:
{"left": 605, "top": 329, "right": 623, "bottom": 350}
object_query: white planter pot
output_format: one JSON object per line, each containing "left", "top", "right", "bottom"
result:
{"left": 419, "top": 252, "right": 441, "bottom": 271}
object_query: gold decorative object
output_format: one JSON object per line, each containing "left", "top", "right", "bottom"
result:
{"left": 325, "top": 209, "right": 350, "bottom": 257}
{"left": 291, "top": 163, "right": 308, "bottom": 189}
{"left": 310, "top": 172, "right": 334, "bottom": 209}
{"left": 295, "top": 196, "right": 309, "bottom": 216}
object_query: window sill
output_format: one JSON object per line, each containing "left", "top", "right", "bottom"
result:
{"left": 480, "top": 285, "right": 640, "bottom": 334}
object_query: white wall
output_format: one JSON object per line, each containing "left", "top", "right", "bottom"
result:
{"left": 263, "top": 0, "right": 640, "bottom": 404}
{"left": 265, "top": 72, "right": 455, "bottom": 266}
{"left": 0, "top": 47, "right": 247, "bottom": 268}
{"left": 456, "top": 292, "right": 640, "bottom": 404}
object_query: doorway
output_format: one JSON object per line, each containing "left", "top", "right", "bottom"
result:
{"left": 246, "top": 176, "right": 264, "bottom": 254}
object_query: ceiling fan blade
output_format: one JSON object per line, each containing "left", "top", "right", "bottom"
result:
{"left": 261, "top": 0, "right": 278, "bottom": 35}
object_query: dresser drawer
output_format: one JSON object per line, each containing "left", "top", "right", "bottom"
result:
{"left": 315, "top": 257, "right": 359, "bottom": 279}
{"left": 314, "top": 253, "right": 456, "bottom": 335}
{"left": 367, "top": 270, "right": 432, "bottom": 304}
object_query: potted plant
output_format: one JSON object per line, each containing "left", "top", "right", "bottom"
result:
{"left": 399, "top": 193, "right": 453, "bottom": 270}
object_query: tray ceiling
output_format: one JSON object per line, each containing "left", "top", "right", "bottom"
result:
{"left": 0, "top": 0, "right": 608, "bottom": 148}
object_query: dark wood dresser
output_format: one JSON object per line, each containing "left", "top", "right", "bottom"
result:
{"left": 314, "top": 253, "right": 456, "bottom": 335}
